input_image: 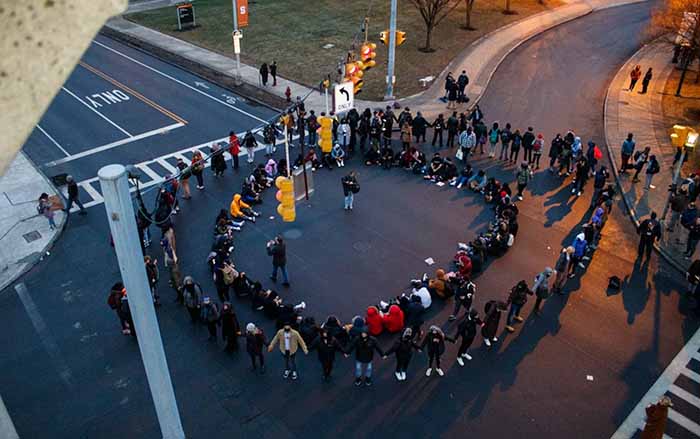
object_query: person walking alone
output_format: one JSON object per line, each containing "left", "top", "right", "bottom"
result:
{"left": 532, "top": 267, "right": 554, "bottom": 314}
{"left": 629, "top": 65, "right": 641, "bottom": 91}
{"left": 268, "top": 323, "right": 308, "bottom": 380}
{"left": 638, "top": 211, "right": 661, "bottom": 261}
{"left": 270, "top": 60, "right": 277, "bottom": 86}
{"left": 641, "top": 67, "right": 653, "bottom": 94}
{"left": 64, "top": 175, "right": 87, "bottom": 215}
{"left": 342, "top": 171, "right": 359, "bottom": 211}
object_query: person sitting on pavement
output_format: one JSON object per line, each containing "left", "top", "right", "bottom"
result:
{"left": 451, "top": 164, "right": 474, "bottom": 189}
{"left": 428, "top": 269, "right": 452, "bottom": 299}
{"left": 468, "top": 169, "right": 487, "bottom": 192}
{"left": 305, "top": 147, "right": 322, "bottom": 170}
{"left": 332, "top": 143, "right": 346, "bottom": 167}
{"left": 230, "top": 194, "right": 260, "bottom": 223}
{"left": 410, "top": 279, "right": 432, "bottom": 309}
{"left": 380, "top": 145, "right": 394, "bottom": 170}
{"left": 425, "top": 153, "right": 445, "bottom": 181}
{"left": 382, "top": 304, "right": 405, "bottom": 333}
{"left": 365, "top": 306, "right": 384, "bottom": 336}
{"left": 265, "top": 158, "right": 278, "bottom": 178}
{"left": 241, "top": 182, "right": 262, "bottom": 205}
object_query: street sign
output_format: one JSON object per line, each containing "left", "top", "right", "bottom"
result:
{"left": 176, "top": 3, "right": 196, "bottom": 31}
{"left": 333, "top": 81, "right": 354, "bottom": 113}
{"left": 237, "top": 0, "right": 249, "bottom": 27}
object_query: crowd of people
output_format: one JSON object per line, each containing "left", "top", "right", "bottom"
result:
{"left": 106, "top": 99, "right": 637, "bottom": 385}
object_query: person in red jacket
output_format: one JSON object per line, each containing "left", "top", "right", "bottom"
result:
{"left": 382, "top": 304, "right": 404, "bottom": 333}
{"left": 456, "top": 252, "right": 472, "bottom": 280}
{"left": 365, "top": 306, "right": 383, "bottom": 336}
{"left": 229, "top": 131, "right": 240, "bottom": 170}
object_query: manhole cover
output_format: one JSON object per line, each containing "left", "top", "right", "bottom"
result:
{"left": 283, "top": 229, "right": 302, "bottom": 240}
{"left": 353, "top": 241, "right": 371, "bottom": 252}
{"left": 23, "top": 231, "right": 41, "bottom": 243}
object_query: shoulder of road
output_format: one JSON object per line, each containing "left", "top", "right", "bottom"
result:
{"left": 105, "top": 0, "right": 648, "bottom": 119}
{"left": 604, "top": 38, "right": 688, "bottom": 273}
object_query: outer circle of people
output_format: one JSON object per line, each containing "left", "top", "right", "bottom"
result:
{"left": 107, "top": 102, "right": 619, "bottom": 385}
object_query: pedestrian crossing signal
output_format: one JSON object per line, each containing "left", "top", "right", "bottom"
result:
{"left": 275, "top": 176, "right": 295, "bottom": 222}
{"left": 395, "top": 31, "right": 406, "bottom": 46}
{"left": 360, "top": 42, "right": 377, "bottom": 69}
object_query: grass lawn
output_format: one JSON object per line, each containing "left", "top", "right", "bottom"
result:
{"left": 661, "top": 63, "right": 700, "bottom": 171}
{"left": 128, "top": 0, "right": 561, "bottom": 100}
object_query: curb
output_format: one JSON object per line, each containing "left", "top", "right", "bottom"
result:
{"left": 602, "top": 41, "right": 687, "bottom": 275}
{"left": 100, "top": 24, "right": 288, "bottom": 113}
{"left": 0, "top": 152, "right": 68, "bottom": 293}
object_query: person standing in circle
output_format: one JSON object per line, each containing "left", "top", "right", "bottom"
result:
{"left": 267, "top": 236, "right": 290, "bottom": 287}
{"left": 341, "top": 171, "right": 359, "bottom": 211}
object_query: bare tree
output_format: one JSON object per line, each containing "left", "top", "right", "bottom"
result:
{"left": 462, "top": 0, "right": 476, "bottom": 30}
{"left": 649, "top": 0, "right": 700, "bottom": 95}
{"left": 409, "top": 0, "right": 461, "bottom": 52}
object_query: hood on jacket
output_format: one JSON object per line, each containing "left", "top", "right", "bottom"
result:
{"left": 388, "top": 304, "right": 402, "bottom": 316}
{"left": 544, "top": 267, "right": 554, "bottom": 276}
{"left": 233, "top": 194, "right": 241, "bottom": 203}
{"left": 366, "top": 306, "right": 379, "bottom": 318}
{"left": 352, "top": 316, "right": 365, "bottom": 328}
{"left": 576, "top": 232, "right": 586, "bottom": 242}
{"left": 402, "top": 327, "right": 413, "bottom": 339}
{"left": 183, "top": 276, "right": 193, "bottom": 285}
{"left": 246, "top": 323, "right": 256, "bottom": 333}
{"left": 436, "top": 269, "right": 446, "bottom": 280}
{"left": 428, "top": 325, "right": 444, "bottom": 337}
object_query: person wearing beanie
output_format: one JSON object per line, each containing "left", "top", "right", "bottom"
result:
{"left": 505, "top": 280, "right": 532, "bottom": 332}
{"left": 453, "top": 309, "right": 482, "bottom": 365}
{"left": 532, "top": 267, "right": 555, "bottom": 314}
{"left": 200, "top": 297, "right": 221, "bottom": 341}
{"left": 482, "top": 300, "right": 507, "bottom": 347}
{"left": 245, "top": 323, "right": 267, "bottom": 374}
{"left": 420, "top": 325, "right": 454, "bottom": 376}
{"left": 345, "top": 327, "right": 383, "bottom": 386}
{"left": 383, "top": 327, "right": 421, "bottom": 381}
{"left": 569, "top": 233, "right": 588, "bottom": 278}
{"left": 309, "top": 328, "right": 343, "bottom": 381}
{"left": 532, "top": 132, "right": 545, "bottom": 168}
{"left": 268, "top": 323, "right": 308, "bottom": 380}
{"left": 221, "top": 302, "right": 241, "bottom": 353}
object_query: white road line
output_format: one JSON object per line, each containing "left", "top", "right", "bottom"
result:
{"left": 612, "top": 327, "right": 700, "bottom": 438}
{"left": 44, "top": 122, "right": 184, "bottom": 167}
{"left": 80, "top": 180, "right": 104, "bottom": 205}
{"left": 668, "top": 408, "right": 700, "bottom": 436}
{"left": 36, "top": 125, "right": 71, "bottom": 157}
{"left": 92, "top": 40, "right": 269, "bottom": 124}
{"left": 156, "top": 158, "right": 178, "bottom": 174}
{"left": 61, "top": 86, "right": 132, "bottom": 137}
{"left": 136, "top": 163, "right": 162, "bottom": 182}
{"left": 670, "top": 383, "right": 700, "bottom": 408}
{"left": 14, "top": 283, "right": 74, "bottom": 387}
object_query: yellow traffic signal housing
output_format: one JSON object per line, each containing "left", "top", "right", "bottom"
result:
{"left": 360, "top": 42, "right": 377, "bottom": 69}
{"left": 395, "top": 30, "right": 406, "bottom": 46}
{"left": 317, "top": 116, "right": 333, "bottom": 153}
{"left": 275, "top": 176, "right": 296, "bottom": 222}
{"left": 380, "top": 30, "right": 389, "bottom": 45}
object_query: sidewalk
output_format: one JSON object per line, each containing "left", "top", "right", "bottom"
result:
{"left": 604, "top": 40, "right": 686, "bottom": 272}
{"left": 0, "top": 153, "right": 66, "bottom": 292}
{"left": 106, "top": 0, "right": 647, "bottom": 119}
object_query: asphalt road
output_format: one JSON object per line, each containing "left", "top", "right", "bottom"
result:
{"left": 2, "top": 3, "right": 696, "bottom": 438}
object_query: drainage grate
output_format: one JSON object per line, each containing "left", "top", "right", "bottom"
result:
{"left": 23, "top": 231, "right": 41, "bottom": 243}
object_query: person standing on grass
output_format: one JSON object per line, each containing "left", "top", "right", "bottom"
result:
{"left": 638, "top": 211, "right": 661, "bottom": 260}
{"left": 619, "top": 133, "right": 635, "bottom": 174}
{"left": 267, "top": 236, "right": 290, "bottom": 287}
{"left": 641, "top": 68, "right": 653, "bottom": 94}
{"left": 64, "top": 175, "right": 86, "bottom": 215}
{"left": 37, "top": 193, "right": 56, "bottom": 230}
{"left": 628, "top": 65, "right": 641, "bottom": 91}
{"left": 259, "top": 63, "right": 269, "bottom": 86}
{"left": 644, "top": 155, "right": 660, "bottom": 190}
{"left": 270, "top": 60, "right": 277, "bottom": 86}
{"left": 532, "top": 267, "right": 554, "bottom": 314}
{"left": 342, "top": 171, "right": 359, "bottom": 211}
{"left": 268, "top": 323, "right": 308, "bottom": 380}
{"left": 229, "top": 131, "right": 241, "bottom": 171}
{"left": 246, "top": 323, "right": 267, "bottom": 374}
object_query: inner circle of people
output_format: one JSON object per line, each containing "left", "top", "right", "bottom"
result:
{"left": 108, "top": 98, "right": 621, "bottom": 386}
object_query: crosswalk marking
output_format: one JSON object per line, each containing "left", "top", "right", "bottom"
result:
{"left": 69, "top": 129, "right": 300, "bottom": 212}
{"left": 612, "top": 327, "right": 700, "bottom": 438}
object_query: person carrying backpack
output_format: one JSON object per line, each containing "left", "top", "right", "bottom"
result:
{"left": 487, "top": 122, "right": 500, "bottom": 158}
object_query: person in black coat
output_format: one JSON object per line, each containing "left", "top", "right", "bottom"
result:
{"left": 482, "top": 300, "right": 507, "bottom": 347}
{"left": 431, "top": 114, "right": 445, "bottom": 148}
{"left": 299, "top": 316, "right": 320, "bottom": 346}
{"left": 384, "top": 327, "right": 420, "bottom": 381}
{"left": 549, "top": 134, "right": 563, "bottom": 172}
{"left": 267, "top": 236, "right": 289, "bottom": 286}
{"left": 419, "top": 325, "right": 453, "bottom": 377}
{"left": 245, "top": 323, "right": 267, "bottom": 374}
{"left": 404, "top": 292, "right": 425, "bottom": 338}
{"left": 638, "top": 211, "right": 661, "bottom": 260}
{"left": 221, "top": 302, "right": 241, "bottom": 353}
{"left": 454, "top": 309, "right": 482, "bottom": 365}
{"left": 449, "top": 279, "right": 475, "bottom": 321}
{"left": 259, "top": 63, "right": 269, "bottom": 86}
{"left": 345, "top": 329, "right": 383, "bottom": 386}
{"left": 322, "top": 315, "right": 349, "bottom": 346}
{"left": 309, "top": 329, "right": 344, "bottom": 381}
{"left": 412, "top": 112, "right": 428, "bottom": 143}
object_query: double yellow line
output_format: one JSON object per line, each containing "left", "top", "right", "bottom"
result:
{"left": 78, "top": 61, "right": 188, "bottom": 125}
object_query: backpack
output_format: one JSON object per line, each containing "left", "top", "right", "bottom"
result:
{"left": 633, "top": 150, "right": 642, "bottom": 161}
{"left": 222, "top": 264, "right": 238, "bottom": 285}
{"left": 593, "top": 146, "right": 603, "bottom": 161}
{"left": 489, "top": 129, "right": 499, "bottom": 143}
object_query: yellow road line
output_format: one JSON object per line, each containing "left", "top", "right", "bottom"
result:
{"left": 78, "top": 61, "right": 188, "bottom": 125}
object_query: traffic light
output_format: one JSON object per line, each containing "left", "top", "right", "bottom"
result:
{"left": 317, "top": 116, "right": 333, "bottom": 153}
{"left": 380, "top": 30, "right": 389, "bottom": 45}
{"left": 275, "top": 176, "right": 295, "bottom": 222}
{"left": 395, "top": 30, "right": 406, "bottom": 46}
{"left": 344, "top": 61, "right": 364, "bottom": 94}
{"left": 360, "top": 42, "right": 377, "bottom": 69}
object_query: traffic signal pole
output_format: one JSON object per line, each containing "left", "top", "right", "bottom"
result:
{"left": 232, "top": 0, "right": 242, "bottom": 85}
{"left": 98, "top": 165, "right": 185, "bottom": 439}
{"left": 384, "top": 0, "right": 398, "bottom": 100}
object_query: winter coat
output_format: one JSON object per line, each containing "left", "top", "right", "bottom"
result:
{"left": 508, "top": 282, "right": 532, "bottom": 306}
{"left": 265, "top": 160, "right": 278, "bottom": 177}
{"left": 621, "top": 139, "right": 636, "bottom": 156}
{"left": 456, "top": 253, "right": 473, "bottom": 279}
{"left": 411, "top": 287, "right": 432, "bottom": 309}
{"left": 348, "top": 316, "right": 366, "bottom": 340}
{"left": 404, "top": 299, "right": 425, "bottom": 328}
{"left": 347, "top": 335, "right": 383, "bottom": 363}
{"left": 229, "top": 134, "right": 240, "bottom": 156}
{"left": 428, "top": 269, "right": 448, "bottom": 298}
{"left": 201, "top": 303, "right": 220, "bottom": 323}
{"left": 269, "top": 328, "right": 308, "bottom": 355}
{"left": 555, "top": 250, "right": 570, "bottom": 273}
{"left": 267, "top": 241, "right": 286, "bottom": 267}
{"left": 229, "top": 194, "right": 250, "bottom": 218}
{"left": 366, "top": 306, "right": 384, "bottom": 336}
{"left": 382, "top": 304, "right": 404, "bottom": 333}
{"left": 341, "top": 175, "right": 359, "bottom": 196}
{"left": 310, "top": 335, "right": 342, "bottom": 364}
{"left": 420, "top": 329, "right": 448, "bottom": 356}
{"left": 246, "top": 330, "right": 267, "bottom": 355}
{"left": 533, "top": 270, "right": 553, "bottom": 299}
{"left": 638, "top": 218, "right": 661, "bottom": 242}
{"left": 385, "top": 336, "right": 418, "bottom": 362}
{"left": 183, "top": 282, "right": 203, "bottom": 309}
{"left": 456, "top": 314, "right": 481, "bottom": 341}
{"left": 522, "top": 131, "right": 535, "bottom": 150}
{"left": 221, "top": 308, "right": 240, "bottom": 338}
{"left": 482, "top": 300, "right": 503, "bottom": 339}
{"left": 412, "top": 116, "right": 428, "bottom": 136}
{"left": 572, "top": 234, "right": 587, "bottom": 257}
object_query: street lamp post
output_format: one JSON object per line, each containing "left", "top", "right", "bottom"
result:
{"left": 384, "top": 0, "right": 398, "bottom": 100}
{"left": 232, "top": 0, "right": 242, "bottom": 85}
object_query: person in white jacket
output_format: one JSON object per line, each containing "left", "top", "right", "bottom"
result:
{"left": 338, "top": 119, "right": 350, "bottom": 148}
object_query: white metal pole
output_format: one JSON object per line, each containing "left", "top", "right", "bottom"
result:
{"left": 324, "top": 88, "right": 330, "bottom": 115}
{"left": 385, "top": 0, "right": 398, "bottom": 100}
{"left": 232, "top": 0, "right": 242, "bottom": 85}
{"left": 98, "top": 165, "right": 185, "bottom": 439}
{"left": 0, "top": 395, "right": 18, "bottom": 439}
{"left": 284, "top": 125, "right": 291, "bottom": 177}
